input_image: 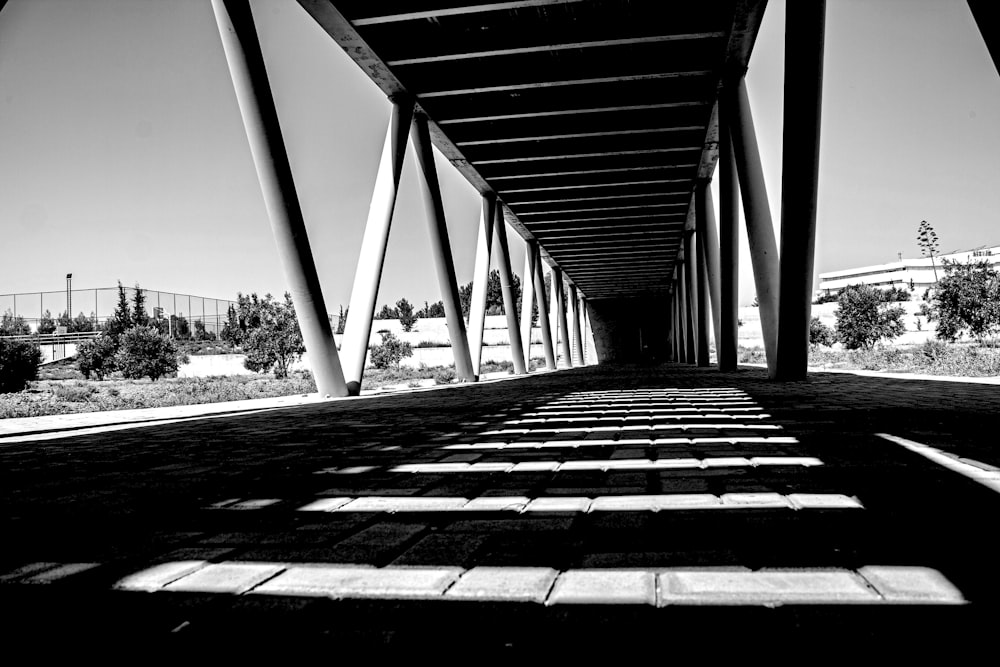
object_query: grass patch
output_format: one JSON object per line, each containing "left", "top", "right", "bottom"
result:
{"left": 737, "top": 342, "right": 1000, "bottom": 377}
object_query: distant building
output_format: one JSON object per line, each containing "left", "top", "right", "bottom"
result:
{"left": 816, "top": 244, "right": 1000, "bottom": 297}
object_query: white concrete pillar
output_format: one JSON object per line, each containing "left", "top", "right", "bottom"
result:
{"left": 341, "top": 98, "right": 413, "bottom": 394}
{"left": 493, "top": 205, "right": 527, "bottom": 374}
{"left": 728, "top": 77, "right": 779, "bottom": 373}
{"left": 211, "top": 0, "right": 347, "bottom": 397}
{"left": 532, "top": 244, "right": 557, "bottom": 369}
{"left": 570, "top": 284, "right": 584, "bottom": 366}
{"left": 410, "top": 113, "right": 475, "bottom": 382}
{"left": 696, "top": 180, "right": 723, "bottom": 364}
{"left": 468, "top": 194, "right": 496, "bottom": 378}
{"left": 519, "top": 241, "right": 537, "bottom": 370}
{"left": 553, "top": 268, "right": 573, "bottom": 367}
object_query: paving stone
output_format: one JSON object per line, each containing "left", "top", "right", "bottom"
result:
{"left": 701, "top": 457, "right": 753, "bottom": 468}
{"left": 391, "top": 534, "right": 490, "bottom": 567}
{"left": 656, "top": 494, "right": 723, "bottom": 510}
{"left": 468, "top": 462, "right": 515, "bottom": 472}
{"left": 336, "top": 497, "right": 469, "bottom": 512}
{"left": 115, "top": 561, "right": 209, "bottom": 591}
{"left": 858, "top": 566, "right": 966, "bottom": 604}
{"left": 298, "top": 497, "right": 353, "bottom": 512}
{"left": 0, "top": 562, "right": 61, "bottom": 583}
{"left": 660, "top": 569, "right": 880, "bottom": 605}
{"left": 787, "top": 494, "right": 864, "bottom": 510}
{"left": 523, "top": 497, "right": 592, "bottom": 512}
{"left": 218, "top": 498, "right": 283, "bottom": 510}
{"left": 589, "top": 495, "right": 661, "bottom": 512}
{"left": 252, "top": 565, "right": 462, "bottom": 599}
{"left": 164, "top": 562, "right": 285, "bottom": 594}
{"left": 510, "top": 461, "right": 561, "bottom": 472}
{"left": 446, "top": 566, "right": 558, "bottom": 603}
{"left": 720, "top": 493, "right": 792, "bottom": 509}
{"left": 392, "top": 463, "right": 471, "bottom": 473}
{"left": 21, "top": 562, "right": 101, "bottom": 584}
{"left": 461, "top": 496, "right": 530, "bottom": 511}
{"left": 652, "top": 458, "right": 701, "bottom": 469}
{"left": 752, "top": 456, "right": 824, "bottom": 467}
{"left": 547, "top": 569, "right": 656, "bottom": 605}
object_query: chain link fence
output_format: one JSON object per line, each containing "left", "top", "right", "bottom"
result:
{"left": 0, "top": 287, "right": 237, "bottom": 339}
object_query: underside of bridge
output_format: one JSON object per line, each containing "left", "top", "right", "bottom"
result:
{"left": 208, "top": 0, "right": 993, "bottom": 394}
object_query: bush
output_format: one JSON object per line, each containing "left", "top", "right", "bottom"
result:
{"left": 397, "top": 298, "right": 418, "bottom": 332}
{"left": 77, "top": 334, "right": 119, "bottom": 380}
{"left": 918, "top": 339, "right": 949, "bottom": 364}
{"left": 813, "top": 291, "right": 839, "bottom": 305}
{"left": 834, "top": 284, "right": 906, "bottom": 350}
{"left": 432, "top": 366, "right": 457, "bottom": 385}
{"left": 0, "top": 339, "right": 42, "bottom": 393}
{"left": 115, "top": 325, "right": 186, "bottom": 381}
{"left": 809, "top": 317, "right": 836, "bottom": 348}
{"left": 369, "top": 331, "right": 413, "bottom": 370}
{"left": 224, "top": 293, "right": 306, "bottom": 378}
{"left": 933, "top": 259, "right": 1000, "bottom": 343}
{"left": 882, "top": 286, "right": 911, "bottom": 303}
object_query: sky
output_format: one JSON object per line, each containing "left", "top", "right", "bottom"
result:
{"left": 1, "top": 0, "right": 998, "bottom": 319}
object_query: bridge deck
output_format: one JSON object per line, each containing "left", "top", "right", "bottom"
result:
{"left": 1, "top": 364, "right": 997, "bottom": 653}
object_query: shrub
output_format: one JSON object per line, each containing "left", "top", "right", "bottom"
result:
{"left": 77, "top": 334, "right": 119, "bottom": 380}
{"left": 932, "top": 259, "right": 1000, "bottom": 343}
{"left": 809, "top": 317, "right": 836, "bottom": 348}
{"left": 813, "top": 291, "right": 839, "bottom": 305}
{"left": 834, "top": 284, "right": 906, "bottom": 350}
{"left": 397, "top": 298, "right": 418, "bottom": 332}
{"left": 53, "top": 382, "right": 97, "bottom": 402}
{"left": 881, "top": 286, "right": 911, "bottom": 303}
{"left": 0, "top": 309, "right": 31, "bottom": 336}
{"left": 918, "top": 339, "right": 949, "bottom": 364}
{"left": 115, "top": 325, "right": 186, "bottom": 381}
{"left": 433, "top": 366, "right": 457, "bottom": 384}
{"left": 369, "top": 331, "right": 413, "bottom": 370}
{"left": 0, "top": 339, "right": 42, "bottom": 393}
{"left": 225, "top": 293, "right": 306, "bottom": 378}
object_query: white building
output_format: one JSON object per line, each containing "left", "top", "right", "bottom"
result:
{"left": 816, "top": 244, "right": 1000, "bottom": 297}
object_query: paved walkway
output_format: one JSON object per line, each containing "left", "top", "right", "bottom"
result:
{"left": 1, "top": 363, "right": 998, "bottom": 654}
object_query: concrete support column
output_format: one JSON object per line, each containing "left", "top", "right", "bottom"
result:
{"left": 410, "top": 113, "right": 475, "bottom": 382}
{"left": 211, "top": 0, "right": 347, "bottom": 397}
{"left": 468, "top": 194, "right": 496, "bottom": 378}
{"left": 570, "top": 284, "right": 584, "bottom": 366}
{"left": 519, "top": 242, "right": 537, "bottom": 370}
{"left": 493, "top": 205, "right": 527, "bottom": 374}
{"left": 679, "top": 253, "right": 693, "bottom": 363}
{"left": 696, "top": 180, "right": 722, "bottom": 364}
{"left": 341, "top": 98, "right": 413, "bottom": 394}
{"left": 682, "top": 231, "right": 699, "bottom": 364}
{"left": 775, "top": 0, "right": 827, "bottom": 381}
{"left": 718, "top": 98, "right": 740, "bottom": 371}
{"left": 729, "top": 77, "right": 780, "bottom": 373}
{"left": 553, "top": 268, "right": 573, "bottom": 367}
{"left": 531, "top": 243, "right": 557, "bottom": 369}
{"left": 968, "top": 1, "right": 1000, "bottom": 77}
{"left": 694, "top": 230, "right": 711, "bottom": 367}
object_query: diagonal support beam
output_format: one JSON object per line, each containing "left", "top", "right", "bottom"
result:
{"left": 211, "top": 0, "right": 346, "bottom": 397}
{"left": 718, "top": 97, "right": 740, "bottom": 371}
{"left": 493, "top": 206, "right": 527, "bottom": 374}
{"left": 341, "top": 98, "right": 413, "bottom": 394}
{"left": 728, "top": 77, "right": 779, "bottom": 373}
{"left": 468, "top": 194, "right": 497, "bottom": 377}
{"left": 553, "top": 267, "right": 573, "bottom": 367}
{"left": 532, "top": 243, "right": 557, "bottom": 369}
{"left": 696, "top": 180, "right": 722, "bottom": 366}
{"left": 519, "top": 240, "right": 538, "bottom": 370}
{"left": 411, "top": 113, "right": 476, "bottom": 382}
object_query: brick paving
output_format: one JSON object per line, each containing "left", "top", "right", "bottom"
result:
{"left": 1, "top": 364, "right": 998, "bottom": 653}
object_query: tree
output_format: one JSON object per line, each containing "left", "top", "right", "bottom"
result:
{"left": 115, "top": 325, "right": 185, "bottom": 381}
{"left": 834, "top": 284, "right": 906, "bottom": 350}
{"left": 809, "top": 316, "right": 836, "bottom": 348}
{"left": 105, "top": 282, "right": 132, "bottom": 338}
{"left": 369, "top": 330, "right": 412, "bottom": 370}
{"left": 77, "top": 334, "right": 119, "bottom": 380}
{"left": 417, "top": 300, "right": 445, "bottom": 318}
{"left": 0, "top": 310, "right": 31, "bottom": 336}
{"left": 193, "top": 319, "right": 216, "bottom": 341}
{"left": 56, "top": 311, "right": 72, "bottom": 332}
{"left": 228, "top": 293, "right": 306, "bottom": 378}
{"left": 171, "top": 314, "right": 191, "bottom": 340}
{"left": 396, "top": 298, "right": 417, "bottom": 332}
{"left": 37, "top": 310, "right": 56, "bottom": 335}
{"left": 0, "top": 339, "right": 42, "bottom": 393}
{"left": 132, "top": 285, "right": 149, "bottom": 327}
{"left": 335, "top": 305, "right": 349, "bottom": 334}
{"left": 917, "top": 220, "right": 940, "bottom": 282}
{"left": 932, "top": 259, "right": 1000, "bottom": 343}
{"left": 375, "top": 303, "right": 398, "bottom": 320}
{"left": 71, "top": 312, "right": 95, "bottom": 333}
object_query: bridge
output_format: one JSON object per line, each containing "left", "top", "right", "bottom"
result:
{"left": 2, "top": 0, "right": 1000, "bottom": 652}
